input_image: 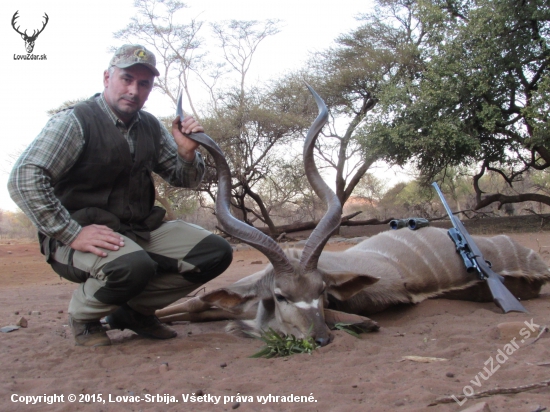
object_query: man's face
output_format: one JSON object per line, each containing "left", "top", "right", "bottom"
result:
{"left": 103, "top": 65, "right": 155, "bottom": 123}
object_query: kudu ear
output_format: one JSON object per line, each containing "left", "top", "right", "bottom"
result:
{"left": 200, "top": 286, "right": 259, "bottom": 314}
{"left": 324, "top": 272, "right": 380, "bottom": 301}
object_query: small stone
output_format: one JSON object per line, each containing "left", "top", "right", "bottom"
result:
{"left": 159, "top": 363, "right": 169, "bottom": 373}
{"left": 58, "top": 310, "right": 63, "bottom": 314}
{"left": 14, "top": 311, "right": 19, "bottom": 315}
{"left": 195, "top": 389, "right": 204, "bottom": 397}
{"left": 220, "top": 362, "right": 227, "bottom": 368}
{"left": 31, "top": 311, "right": 41, "bottom": 316}
{"left": 16, "top": 317, "right": 28, "bottom": 328}
{"left": 395, "top": 400, "right": 405, "bottom": 406}
{"left": 352, "top": 385, "right": 358, "bottom": 388}
{"left": 459, "top": 401, "right": 491, "bottom": 412}
{"left": 446, "top": 372, "right": 455, "bottom": 378}
{"left": 232, "top": 402, "right": 240, "bottom": 410}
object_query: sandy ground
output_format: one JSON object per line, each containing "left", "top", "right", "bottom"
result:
{"left": 1, "top": 231, "right": 549, "bottom": 412}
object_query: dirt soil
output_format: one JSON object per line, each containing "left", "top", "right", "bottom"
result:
{"left": 1, "top": 225, "right": 550, "bottom": 412}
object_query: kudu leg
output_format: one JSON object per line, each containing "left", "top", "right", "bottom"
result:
{"left": 158, "top": 309, "right": 254, "bottom": 323}
{"left": 155, "top": 296, "right": 211, "bottom": 318}
{"left": 156, "top": 297, "right": 256, "bottom": 324}
{"left": 323, "top": 308, "right": 380, "bottom": 333}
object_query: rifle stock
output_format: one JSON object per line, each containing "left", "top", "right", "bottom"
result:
{"left": 480, "top": 260, "right": 528, "bottom": 313}
{"left": 432, "top": 182, "right": 527, "bottom": 313}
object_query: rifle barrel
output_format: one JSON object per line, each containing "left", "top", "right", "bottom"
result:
{"left": 431, "top": 183, "right": 456, "bottom": 221}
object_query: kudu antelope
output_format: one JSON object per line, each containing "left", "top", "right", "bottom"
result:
{"left": 12, "top": 11, "right": 49, "bottom": 54}
{"left": 157, "top": 86, "right": 550, "bottom": 346}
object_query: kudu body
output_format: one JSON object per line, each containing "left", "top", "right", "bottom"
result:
{"left": 157, "top": 228, "right": 550, "bottom": 341}
{"left": 158, "top": 86, "right": 550, "bottom": 346}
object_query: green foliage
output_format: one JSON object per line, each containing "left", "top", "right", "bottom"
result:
{"left": 333, "top": 322, "right": 369, "bottom": 338}
{"left": 530, "top": 169, "right": 550, "bottom": 195}
{"left": 524, "top": 74, "right": 550, "bottom": 148}
{"left": 248, "top": 328, "right": 319, "bottom": 358}
{"left": 371, "top": 0, "right": 550, "bottom": 186}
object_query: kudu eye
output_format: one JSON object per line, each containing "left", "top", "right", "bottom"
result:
{"left": 274, "top": 293, "right": 288, "bottom": 303}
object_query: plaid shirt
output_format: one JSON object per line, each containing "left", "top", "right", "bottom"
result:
{"left": 8, "top": 93, "right": 205, "bottom": 245}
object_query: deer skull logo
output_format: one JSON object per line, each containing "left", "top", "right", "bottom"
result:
{"left": 11, "top": 11, "right": 49, "bottom": 54}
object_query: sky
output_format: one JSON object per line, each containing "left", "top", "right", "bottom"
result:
{"left": 1, "top": 0, "right": 383, "bottom": 212}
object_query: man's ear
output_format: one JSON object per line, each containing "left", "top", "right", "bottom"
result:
{"left": 103, "top": 69, "right": 110, "bottom": 88}
{"left": 200, "top": 285, "right": 260, "bottom": 314}
{"left": 324, "top": 271, "right": 379, "bottom": 301}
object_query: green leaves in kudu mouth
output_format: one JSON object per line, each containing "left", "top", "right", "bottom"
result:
{"left": 248, "top": 328, "right": 319, "bottom": 358}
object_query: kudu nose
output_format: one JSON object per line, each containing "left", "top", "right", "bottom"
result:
{"left": 315, "top": 337, "right": 329, "bottom": 347}
{"left": 314, "top": 332, "right": 334, "bottom": 347}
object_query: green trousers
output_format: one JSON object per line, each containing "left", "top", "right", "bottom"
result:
{"left": 48, "top": 221, "right": 232, "bottom": 321}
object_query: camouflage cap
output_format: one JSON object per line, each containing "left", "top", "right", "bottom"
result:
{"left": 109, "top": 44, "right": 160, "bottom": 76}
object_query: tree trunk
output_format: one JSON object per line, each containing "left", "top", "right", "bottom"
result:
{"left": 254, "top": 212, "right": 393, "bottom": 236}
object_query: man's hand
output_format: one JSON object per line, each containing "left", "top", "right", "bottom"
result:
{"left": 172, "top": 115, "right": 203, "bottom": 162}
{"left": 70, "top": 225, "right": 125, "bottom": 257}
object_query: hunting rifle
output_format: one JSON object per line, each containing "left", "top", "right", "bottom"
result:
{"left": 432, "top": 182, "right": 527, "bottom": 313}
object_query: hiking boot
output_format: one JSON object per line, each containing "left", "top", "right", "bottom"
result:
{"left": 69, "top": 315, "right": 111, "bottom": 347}
{"left": 105, "top": 304, "right": 177, "bottom": 340}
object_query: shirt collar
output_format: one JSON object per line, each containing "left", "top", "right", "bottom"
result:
{"left": 97, "top": 93, "right": 141, "bottom": 128}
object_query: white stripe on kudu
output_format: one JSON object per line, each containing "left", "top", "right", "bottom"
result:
{"left": 294, "top": 299, "right": 319, "bottom": 309}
